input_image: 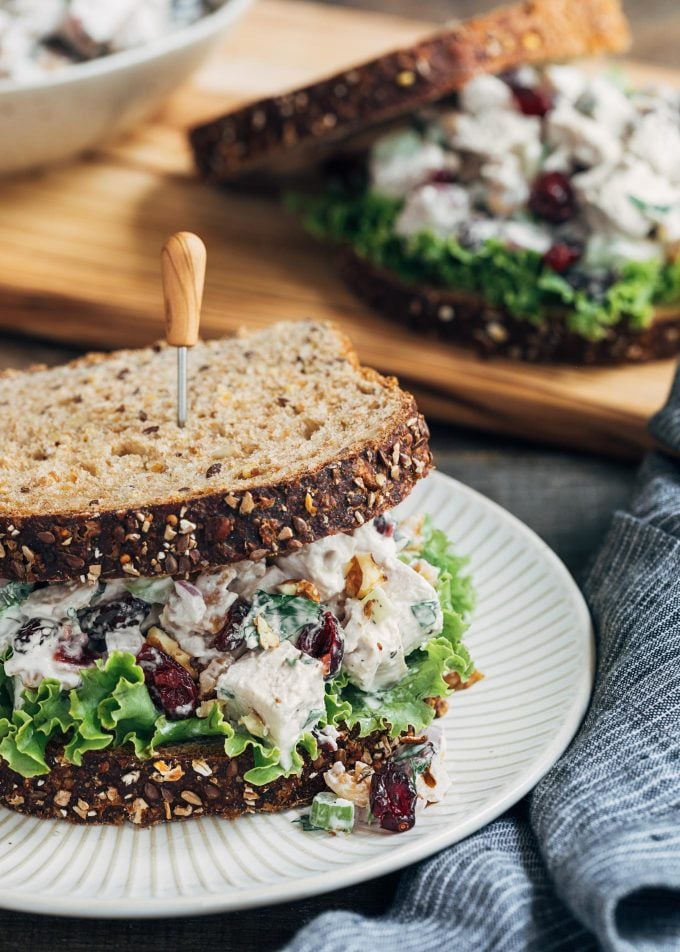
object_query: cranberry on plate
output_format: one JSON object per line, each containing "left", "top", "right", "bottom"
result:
{"left": 370, "top": 761, "right": 418, "bottom": 833}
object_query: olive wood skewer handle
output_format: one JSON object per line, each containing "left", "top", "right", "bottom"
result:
{"left": 161, "top": 231, "right": 206, "bottom": 427}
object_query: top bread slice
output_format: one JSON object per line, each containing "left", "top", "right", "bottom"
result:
{"left": 190, "top": 0, "right": 631, "bottom": 182}
{"left": 0, "top": 321, "right": 431, "bottom": 584}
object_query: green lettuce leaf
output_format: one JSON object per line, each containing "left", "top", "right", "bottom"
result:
{"left": 339, "top": 517, "right": 475, "bottom": 739}
{"left": 0, "top": 710, "right": 52, "bottom": 778}
{"left": 0, "top": 524, "right": 478, "bottom": 784}
{"left": 65, "top": 651, "right": 151, "bottom": 764}
{"left": 340, "top": 636, "right": 472, "bottom": 738}
{"left": 417, "top": 516, "right": 476, "bottom": 620}
{"left": 292, "top": 187, "right": 680, "bottom": 340}
{"left": 151, "top": 701, "right": 234, "bottom": 749}
{"left": 224, "top": 728, "right": 318, "bottom": 786}
{"left": 0, "top": 679, "right": 74, "bottom": 777}
{"left": 324, "top": 676, "right": 353, "bottom": 729}
{"left": 98, "top": 679, "right": 158, "bottom": 759}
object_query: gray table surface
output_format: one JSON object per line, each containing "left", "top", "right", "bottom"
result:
{"left": 0, "top": 0, "right": 670, "bottom": 942}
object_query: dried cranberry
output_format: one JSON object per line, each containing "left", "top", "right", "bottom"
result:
{"left": 14, "top": 618, "right": 57, "bottom": 649}
{"left": 374, "top": 514, "right": 395, "bottom": 537}
{"left": 78, "top": 595, "right": 148, "bottom": 653}
{"left": 137, "top": 644, "right": 198, "bottom": 720}
{"left": 53, "top": 638, "right": 99, "bottom": 667}
{"left": 214, "top": 598, "right": 250, "bottom": 652}
{"left": 511, "top": 85, "right": 553, "bottom": 117}
{"left": 543, "top": 243, "right": 582, "bottom": 273}
{"left": 296, "top": 611, "right": 343, "bottom": 679}
{"left": 426, "top": 169, "right": 457, "bottom": 185}
{"left": 370, "top": 761, "right": 417, "bottom": 833}
{"left": 529, "top": 172, "right": 576, "bottom": 223}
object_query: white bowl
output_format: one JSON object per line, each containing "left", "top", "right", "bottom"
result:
{"left": 0, "top": 0, "right": 253, "bottom": 176}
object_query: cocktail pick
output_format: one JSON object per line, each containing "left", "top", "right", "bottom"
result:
{"left": 161, "top": 231, "right": 207, "bottom": 428}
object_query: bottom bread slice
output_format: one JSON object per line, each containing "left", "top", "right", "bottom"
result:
{"left": 0, "top": 727, "right": 400, "bottom": 827}
{"left": 341, "top": 251, "right": 680, "bottom": 366}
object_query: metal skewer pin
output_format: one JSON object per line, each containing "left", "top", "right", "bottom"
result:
{"left": 161, "top": 231, "right": 207, "bottom": 428}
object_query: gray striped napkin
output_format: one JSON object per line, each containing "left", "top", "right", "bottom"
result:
{"left": 285, "top": 371, "right": 680, "bottom": 952}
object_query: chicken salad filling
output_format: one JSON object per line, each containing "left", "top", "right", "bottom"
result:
{"left": 296, "top": 65, "right": 680, "bottom": 341}
{"left": 0, "top": 513, "right": 476, "bottom": 785}
{"left": 0, "top": 0, "right": 222, "bottom": 81}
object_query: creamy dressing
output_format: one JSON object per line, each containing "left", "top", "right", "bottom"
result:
{"left": 415, "top": 723, "right": 451, "bottom": 804}
{"left": 369, "top": 66, "right": 680, "bottom": 269}
{"left": 4, "top": 619, "right": 85, "bottom": 689}
{"left": 343, "top": 603, "right": 407, "bottom": 692}
{"left": 161, "top": 567, "right": 240, "bottom": 659}
{"left": 105, "top": 627, "right": 144, "bottom": 656}
{"left": 21, "top": 580, "right": 95, "bottom": 619}
{"left": 369, "top": 130, "right": 458, "bottom": 201}
{"left": 0, "top": 607, "right": 25, "bottom": 653}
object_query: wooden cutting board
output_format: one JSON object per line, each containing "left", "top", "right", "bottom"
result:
{"left": 0, "top": 0, "right": 676, "bottom": 459}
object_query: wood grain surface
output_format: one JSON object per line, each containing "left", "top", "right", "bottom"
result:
{"left": 161, "top": 232, "right": 207, "bottom": 347}
{"left": 0, "top": 0, "right": 677, "bottom": 458}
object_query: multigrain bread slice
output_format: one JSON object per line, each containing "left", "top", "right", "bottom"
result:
{"left": 190, "top": 0, "right": 631, "bottom": 182}
{"left": 0, "top": 320, "right": 431, "bottom": 584}
{"left": 341, "top": 253, "right": 680, "bottom": 365}
{"left": 0, "top": 727, "right": 400, "bottom": 827}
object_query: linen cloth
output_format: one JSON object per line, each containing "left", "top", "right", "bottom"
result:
{"left": 286, "top": 374, "right": 680, "bottom": 952}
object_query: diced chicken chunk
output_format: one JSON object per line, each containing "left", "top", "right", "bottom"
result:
{"left": 216, "top": 641, "right": 326, "bottom": 766}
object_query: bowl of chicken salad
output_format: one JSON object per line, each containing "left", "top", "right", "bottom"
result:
{"left": 0, "top": 0, "right": 253, "bottom": 175}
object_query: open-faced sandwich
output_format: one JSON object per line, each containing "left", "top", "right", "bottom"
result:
{"left": 190, "top": 0, "right": 680, "bottom": 365}
{"left": 0, "top": 321, "right": 478, "bottom": 830}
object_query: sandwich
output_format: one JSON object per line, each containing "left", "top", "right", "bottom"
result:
{"left": 0, "top": 321, "right": 478, "bottom": 829}
{"left": 190, "top": 0, "right": 680, "bottom": 365}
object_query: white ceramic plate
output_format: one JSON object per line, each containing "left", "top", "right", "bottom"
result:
{"left": 0, "top": 471, "right": 593, "bottom": 918}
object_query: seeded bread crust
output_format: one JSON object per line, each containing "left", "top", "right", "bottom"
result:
{"left": 0, "top": 408, "right": 430, "bottom": 584}
{"left": 0, "top": 728, "right": 399, "bottom": 826}
{"left": 0, "top": 324, "right": 432, "bottom": 584}
{"left": 190, "top": 0, "right": 630, "bottom": 182}
{"left": 341, "top": 251, "right": 680, "bottom": 365}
